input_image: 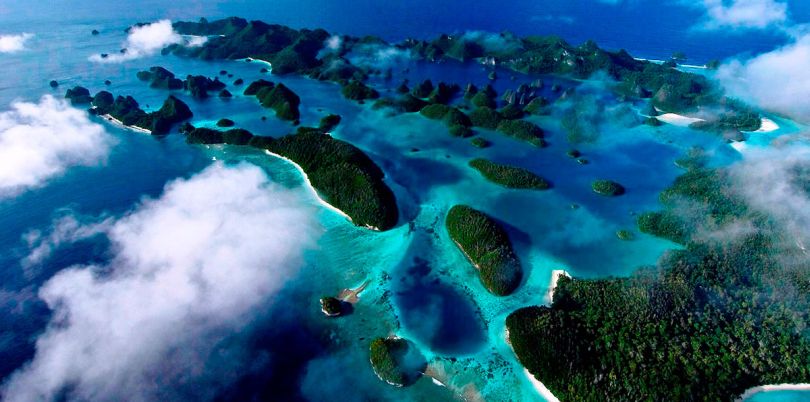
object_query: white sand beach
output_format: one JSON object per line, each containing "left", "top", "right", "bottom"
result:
{"left": 101, "top": 114, "right": 151, "bottom": 134}
{"left": 729, "top": 141, "right": 748, "bottom": 154}
{"left": 753, "top": 117, "right": 779, "bottom": 133}
{"left": 736, "top": 384, "right": 810, "bottom": 401}
{"left": 242, "top": 57, "right": 273, "bottom": 69}
{"left": 523, "top": 369, "right": 561, "bottom": 402}
{"left": 264, "top": 150, "right": 352, "bottom": 221}
{"left": 656, "top": 113, "right": 705, "bottom": 127}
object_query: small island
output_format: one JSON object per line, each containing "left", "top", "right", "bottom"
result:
{"left": 592, "top": 179, "right": 625, "bottom": 196}
{"left": 244, "top": 80, "right": 301, "bottom": 121}
{"left": 369, "top": 337, "right": 426, "bottom": 387}
{"left": 319, "top": 296, "right": 343, "bottom": 317}
{"left": 496, "top": 119, "right": 546, "bottom": 147}
{"left": 446, "top": 205, "right": 522, "bottom": 296}
{"left": 90, "top": 91, "right": 193, "bottom": 134}
{"left": 469, "top": 158, "right": 551, "bottom": 190}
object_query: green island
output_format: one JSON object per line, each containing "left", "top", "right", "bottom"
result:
{"left": 505, "top": 166, "right": 810, "bottom": 401}
{"left": 163, "top": 17, "right": 758, "bottom": 145}
{"left": 369, "top": 337, "right": 426, "bottom": 387}
{"left": 89, "top": 90, "right": 193, "bottom": 134}
{"left": 469, "top": 158, "right": 551, "bottom": 190}
{"left": 592, "top": 179, "right": 626, "bottom": 196}
{"left": 319, "top": 296, "right": 343, "bottom": 317}
{"left": 446, "top": 205, "right": 522, "bottom": 296}
{"left": 181, "top": 124, "right": 399, "bottom": 231}
{"left": 495, "top": 119, "right": 547, "bottom": 147}
{"left": 243, "top": 79, "right": 301, "bottom": 121}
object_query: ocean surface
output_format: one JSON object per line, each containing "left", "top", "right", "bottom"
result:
{"left": 0, "top": 1, "right": 808, "bottom": 401}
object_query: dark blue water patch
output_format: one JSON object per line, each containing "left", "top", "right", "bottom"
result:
{"left": 392, "top": 232, "right": 486, "bottom": 356}
{"left": 0, "top": 292, "right": 50, "bottom": 380}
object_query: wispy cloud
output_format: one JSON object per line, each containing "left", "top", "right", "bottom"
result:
{"left": 0, "top": 33, "right": 33, "bottom": 53}
{"left": 0, "top": 95, "right": 115, "bottom": 198}
{"left": 2, "top": 163, "right": 321, "bottom": 401}
{"left": 89, "top": 20, "right": 203, "bottom": 63}
{"left": 699, "top": 0, "right": 788, "bottom": 30}
{"left": 716, "top": 33, "right": 810, "bottom": 121}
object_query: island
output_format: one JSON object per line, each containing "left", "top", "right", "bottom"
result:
{"left": 469, "top": 158, "right": 551, "bottom": 190}
{"left": 179, "top": 124, "right": 399, "bottom": 231}
{"left": 369, "top": 337, "right": 426, "bottom": 387}
{"left": 446, "top": 205, "right": 522, "bottom": 296}
{"left": 319, "top": 296, "right": 343, "bottom": 317}
{"left": 495, "top": 119, "right": 546, "bottom": 147}
{"left": 90, "top": 91, "right": 193, "bottom": 134}
{"left": 243, "top": 80, "right": 301, "bottom": 122}
{"left": 506, "top": 166, "right": 810, "bottom": 401}
{"left": 591, "top": 179, "right": 625, "bottom": 196}
{"left": 64, "top": 86, "right": 92, "bottom": 105}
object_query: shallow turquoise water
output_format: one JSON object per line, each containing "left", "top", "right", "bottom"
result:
{"left": 1, "top": 12, "right": 808, "bottom": 402}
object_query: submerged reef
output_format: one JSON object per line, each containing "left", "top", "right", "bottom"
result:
{"left": 469, "top": 158, "right": 550, "bottom": 190}
{"left": 446, "top": 205, "right": 522, "bottom": 296}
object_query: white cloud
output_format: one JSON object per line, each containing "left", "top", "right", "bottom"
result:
{"left": 89, "top": 20, "right": 202, "bottom": 63}
{"left": 0, "top": 95, "right": 115, "bottom": 198}
{"left": 2, "top": 162, "right": 321, "bottom": 401}
{"left": 716, "top": 34, "right": 810, "bottom": 121}
{"left": 699, "top": 0, "right": 788, "bottom": 30}
{"left": 0, "top": 33, "right": 32, "bottom": 53}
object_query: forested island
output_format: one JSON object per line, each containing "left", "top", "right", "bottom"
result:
{"left": 368, "top": 337, "right": 426, "bottom": 387}
{"left": 164, "top": 17, "right": 762, "bottom": 143}
{"left": 506, "top": 166, "right": 810, "bottom": 401}
{"left": 446, "top": 205, "right": 522, "bottom": 296}
{"left": 84, "top": 88, "right": 193, "bottom": 134}
{"left": 469, "top": 158, "right": 551, "bottom": 190}
{"left": 182, "top": 124, "right": 399, "bottom": 231}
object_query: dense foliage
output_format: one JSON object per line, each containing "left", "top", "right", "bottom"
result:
{"left": 506, "top": 166, "right": 810, "bottom": 401}
{"left": 368, "top": 337, "right": 424, "bottom": 387}
{"left": 496, "top": 119, "right": 546, "bottom": 147}
{"left": 469, "top": 158, "right": 550, "bottom": 190}
{"left": 259, "top": 131, "right": 399, "bottom": 230}
{"left": 592, "top": 179, "right": 626, "bottom": 196}
{"left": 446, "top": 205, "right": 522, "bottom": 296}
{"left": 91, "top": 91, "right": 192, "bottom": 134}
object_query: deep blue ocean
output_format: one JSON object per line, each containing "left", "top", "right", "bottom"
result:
{"left": 0, "top": 1, "right": 808, "bottom": 401}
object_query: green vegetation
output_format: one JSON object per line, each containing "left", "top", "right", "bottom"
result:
{"left": 469, "top": 158, "right": 550, "bottom": 190}
{"left": 91, "top": 91, "right": 193, "bottom": 134}
{"left": 185, "top": 126, "right": 254, "bottom": 145}
{"left": 64, "top": 86, "right": 92, "bottom": 105}
{"left": 469, "top": 107, "right": 502, "bottom": 130}
{"left": 592, "top": 179, "right": 626, "bottom": 196}
{"left": 369, "top": 337, "right": 425, "bottom": 387}
{"left": 256, "top": 131, "right": 399, "bottom": 230}
{"left": 247, "top": 82, "right": 300, "bottom": 121}
{"left": 496, "top": 119, "right": 546, "bottom": 147}
{"left": 319, "top": 296, "right": 343, "bottom": 317}
{"left": 219, "top": 89, "right": 232, "bottom": 98}
{"left": 506, "top": 166, "right": 810, "bottom": 401}
{"left": 644, "top": 116, "right": 663, "bottom": 127}
{"left": 319, "top": 114, "right": 341, "bottom": 131}
{"left": 411, "top": 79, "right": 434, "bottom": 98}
{"left": 446, "top": 205, "right": 522, "bottom": 296}
{"left": 615, "top": 229, "right": 634, "bottom": 241}
{"left": 341, "top": 80, "right": 379, "bottom": 101}
{"left": 471, "top": 137, "right": 491, "bottom": 148}
{"left": 136, "top": 66, "right": 184, "bottom": 90}
{"left": 216, "top": 118, "right": 235, "bottom": 127}
{"left": 185, "top": 75, "right": 226, "bottom": 99}
{"left": 449, "top": 124, "right": 473, "bottom": 138}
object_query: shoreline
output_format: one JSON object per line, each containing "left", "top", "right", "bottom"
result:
{"left": 241, "top": 57, "right": 273, "bottom": 69}
{"left": 655, "top": 112, "right": 704, "bottom": 127}
{"left": 264, "top": 150, "right": 353, "bottom": 221}
{"left": 546, "top": 269, "right": 570, "bottom": 304}
{"left": 100, "top": 114, "right": 151, "bottom": 134}
{"left": 752, "top": 117, "right": 779, "bottom": 133}
{"left": 736, "top": 384, "right": 810, "bottom": 401}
